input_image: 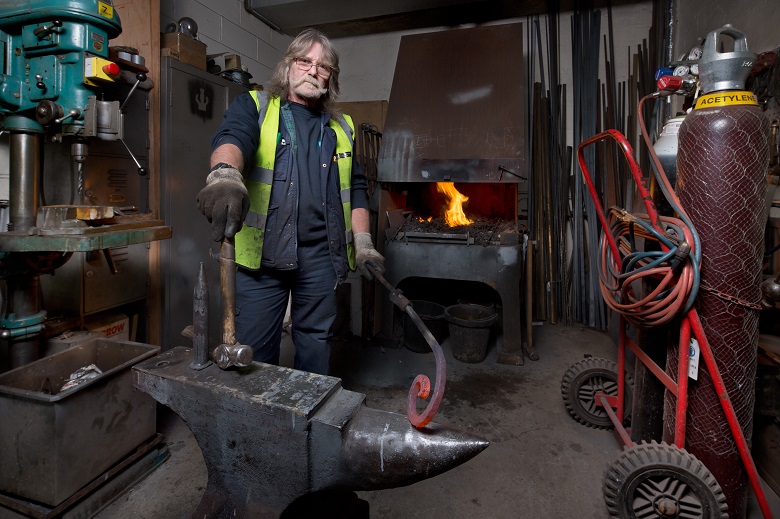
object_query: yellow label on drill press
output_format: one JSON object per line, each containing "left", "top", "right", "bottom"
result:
{"left": 694, "top": 90, "right": 758, "bottom": 109}
{"left": 98, "top": 2, "right": 114, "bottom": 19}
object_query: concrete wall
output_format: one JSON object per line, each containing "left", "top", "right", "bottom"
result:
{"left": 673, "top": 0, "right": 779, "bottom": 57}
{"left": 159, "top": 0, "right": 291, "bottom": 83}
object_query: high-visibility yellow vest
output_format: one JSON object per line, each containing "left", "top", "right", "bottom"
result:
{"left": 234, "top": 91, "right": 356, "bottom": 270}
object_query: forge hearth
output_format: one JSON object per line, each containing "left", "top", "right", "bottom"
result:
{"left": 374, "top": 183, "right": 524, "bottom": 365}
{"left": 372, "top": 23, "right": 527, "bottom": 365}
{"left": 396, "top": 216, "right": 518, "bottom": 246}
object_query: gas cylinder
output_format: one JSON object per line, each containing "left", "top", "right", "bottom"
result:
{"left": 663, "top": 25, "right": 770, "bottom": 517}
{"left": 651, "top": 115, "right": 685, "bottom": 216}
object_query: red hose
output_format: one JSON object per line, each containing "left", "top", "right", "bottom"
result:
{"left": 578, "top": 129, "right": 697, "bottom": 327}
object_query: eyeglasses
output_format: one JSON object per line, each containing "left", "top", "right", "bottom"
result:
{"left": 293, "top": 57, "right": 334, "bottom": 78}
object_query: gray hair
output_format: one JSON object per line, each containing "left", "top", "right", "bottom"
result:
{"left": 265, "top": 28, "right": 341, "bottom": 116}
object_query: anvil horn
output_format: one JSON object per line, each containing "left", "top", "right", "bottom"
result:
{"left": 132, "top": 346, "right": 488, "bottom": 518}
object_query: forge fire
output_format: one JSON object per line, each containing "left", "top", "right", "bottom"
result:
{"left": 391, "top": 182, "right": 519, "bottom": 246}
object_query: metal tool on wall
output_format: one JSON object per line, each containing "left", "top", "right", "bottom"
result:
{"left": 359, "top": 123, "right": 381, "bottom": 195}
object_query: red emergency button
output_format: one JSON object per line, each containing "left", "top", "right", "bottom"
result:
{"left": 102, "top": 62, "right": 120, "bottom": 75}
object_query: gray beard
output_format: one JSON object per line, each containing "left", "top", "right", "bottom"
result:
{"left": 292, "top": 76, "right": 328, "bottom": 100}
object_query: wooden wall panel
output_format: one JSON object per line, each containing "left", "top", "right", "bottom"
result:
{"left": 112, "top": 0, "right": 163, "bottom": 345}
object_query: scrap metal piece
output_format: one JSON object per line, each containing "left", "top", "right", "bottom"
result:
{"left": 403, "top": 231, "right": 474, "bottom": 245}
{"left": 36, "top": 205, "right": 116, "bottom": 230}
{"left": 132, "top": 347, "right": 488, "bottom": 518}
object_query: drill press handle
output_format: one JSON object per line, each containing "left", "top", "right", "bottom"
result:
{"left": 118, "top": 73, "right": 150, "bottom": 176}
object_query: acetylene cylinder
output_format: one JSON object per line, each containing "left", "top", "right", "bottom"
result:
{"left": 652, "top": 115, "right": 685, "bottom": 216}
{"left": 663, "top": 25, "right": 770, "bottom": 517}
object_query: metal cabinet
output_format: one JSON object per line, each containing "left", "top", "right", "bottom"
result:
{"left": 159, "top": 57, "right": 245, "bottom": 350}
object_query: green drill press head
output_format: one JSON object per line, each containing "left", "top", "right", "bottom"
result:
{"left": 0, "top": 0, "right": 123, "bottom": 132}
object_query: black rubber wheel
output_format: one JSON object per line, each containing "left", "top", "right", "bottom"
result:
{"left": 603, "top": 441, "right": 728, "bottom": 518}
{"left": 561, "top": 357, "right": 633, "bottom": 429}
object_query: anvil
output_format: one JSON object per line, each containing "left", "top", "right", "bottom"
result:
{"left": 132, "top": 346, "right": 488, "bottom": 518}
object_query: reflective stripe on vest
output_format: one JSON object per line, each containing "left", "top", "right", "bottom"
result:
{"left": 234, "top": 91, "right": 356, "bottom": 270}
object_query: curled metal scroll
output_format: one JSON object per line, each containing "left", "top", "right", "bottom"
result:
{"left": 403, "top": 306, "right": 446, "bottom": 427}
{"left": 366, "top": 262, "right": 446, "bottom": 428}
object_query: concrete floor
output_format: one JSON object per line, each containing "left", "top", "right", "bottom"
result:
{"left": 93, "top": 323, "right": 780, "bottom": 519}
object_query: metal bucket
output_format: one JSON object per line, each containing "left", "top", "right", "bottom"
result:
{"left": 445, "top": 304, "right": 498, "bottom": 363}
{"left": 403, "top": 300, "right": 447, "bottom": 353}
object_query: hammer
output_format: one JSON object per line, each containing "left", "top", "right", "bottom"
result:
{"left": 212, "top": 238, "right": 252, "bottom": 369}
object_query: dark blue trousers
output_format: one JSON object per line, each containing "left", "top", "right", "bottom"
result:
{"left": 234, "top": 242, "right": 337, "bottom": 375}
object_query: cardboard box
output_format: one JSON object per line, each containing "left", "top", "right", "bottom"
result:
{"left": 85, "top": 312, "right": 130, "bottom": 341}
{"left": 44, "top": 330, "right": 101, "bottom": 357}
{"left": 162, "top": 32, "right": 207, "bottom": 71}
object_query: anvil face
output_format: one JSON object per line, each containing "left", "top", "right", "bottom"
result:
{"left": 132, "top": 347, "right": 488, "bottom": 518}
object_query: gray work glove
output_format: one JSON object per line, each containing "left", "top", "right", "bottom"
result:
{"left": 196, "top": 167, "right": 250, "bottom": 242}
{"left": 354, "top": 232, "right": 385, "bottom": 280}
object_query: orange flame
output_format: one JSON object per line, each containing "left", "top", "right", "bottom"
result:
{"left": 436, "top": 182, "right": 473, "bottom": 227}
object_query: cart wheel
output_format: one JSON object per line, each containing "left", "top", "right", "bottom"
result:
{"left": 603, "top": 441, "right": 728, "bottom": 518}
{"left": 560, "top": 357, "right": 633, "bottom": 429}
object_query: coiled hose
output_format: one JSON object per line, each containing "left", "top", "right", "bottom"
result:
{"left": 577, "top": 95, "right": 701, "bottom": 328}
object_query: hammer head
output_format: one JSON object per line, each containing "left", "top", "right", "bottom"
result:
{"left": 212, "top": 343, "right": 253, "bottom": 369}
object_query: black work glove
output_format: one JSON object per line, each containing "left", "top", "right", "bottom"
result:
{"left": 196, "top": 167, "right": 250, "bottom": 242}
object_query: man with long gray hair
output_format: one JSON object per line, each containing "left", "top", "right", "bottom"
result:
{"left": 196, "top": 28, "right": 383, "bottom": 374}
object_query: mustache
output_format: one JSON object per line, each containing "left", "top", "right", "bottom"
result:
{"left": 292, "top": 75, "right": 328, "bottom": 96}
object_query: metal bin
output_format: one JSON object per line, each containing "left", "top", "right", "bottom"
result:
{"left": 0, "top": 339, "right": 159, "bottom": 506}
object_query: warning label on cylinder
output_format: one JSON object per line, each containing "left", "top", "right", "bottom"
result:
{"left": 694, "top": 91, "right": 757, "bottom": 109}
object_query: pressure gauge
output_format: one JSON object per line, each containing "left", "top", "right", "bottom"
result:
{"left": 688, "top": 46, "right": 703, "bottom": 61}
{"left": 674, "top": 65, "right": 690, "bottom": 76}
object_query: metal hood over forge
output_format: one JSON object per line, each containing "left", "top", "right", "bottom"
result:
{"left": 378, "top": 22, "right": 525, "bottom": 184}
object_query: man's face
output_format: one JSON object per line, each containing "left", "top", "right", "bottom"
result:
{"left": 288, "top": 42, "right": 330, "bottom": 105}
